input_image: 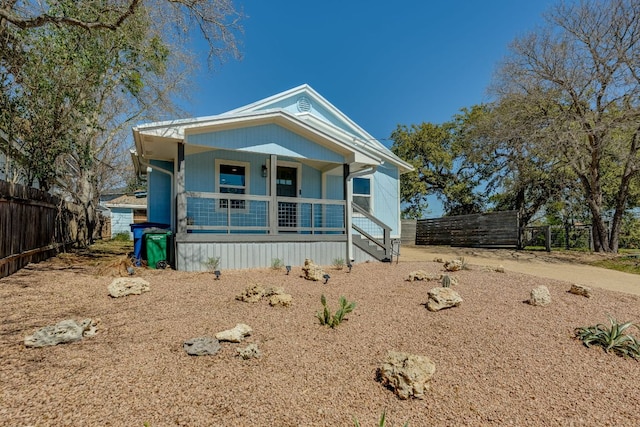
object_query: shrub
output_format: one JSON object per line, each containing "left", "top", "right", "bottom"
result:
{"left": 316, "top": 295, "right": 356, "bottom": 328}
{"left": 332, "top": 257, "right": 345, "bottom": 270}
{"left": 458, "top": 257, "right": 469, "bottom": 270}
{"left": 271, "top": 258, "right": 284, "bottom": 270}
{"left": 112, "top": 232, "right": 131, "bottom": 242}
{"left": 575, "top": 315, "right": 640, "bottom": 360}
{"left": 203, "top": 256, "right": 220, "bottom": 272}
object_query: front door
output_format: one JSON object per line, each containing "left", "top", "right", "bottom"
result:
{"left": 277, "top": 166, "right": 298, "bottom": 228}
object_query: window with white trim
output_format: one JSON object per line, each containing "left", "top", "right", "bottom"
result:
{"left": 353, "top": 177, "right": 371, "bottom": 213}
{"left": 216, "top": 160, "right": 249, "bottom": 210}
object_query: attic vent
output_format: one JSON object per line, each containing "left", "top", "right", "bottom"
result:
{"left": 296, "top": 96, "right": 311, "bottom": 112}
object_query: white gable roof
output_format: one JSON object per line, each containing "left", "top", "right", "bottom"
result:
{"left": 222, "top": 84, "right": 412, "bottom": 172}
{"left": 133, "top": 85, "right": 413, "bottom": 173}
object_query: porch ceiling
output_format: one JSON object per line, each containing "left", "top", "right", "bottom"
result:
{"left": 136, "top": 132, "right": 181, "bottom": 161}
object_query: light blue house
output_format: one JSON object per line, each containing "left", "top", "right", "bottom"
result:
{"left": 104, "top": 194, "right": 148, "bottom": 238}
{"left": 132, "top": 85, "right": 413, "bottom": 270}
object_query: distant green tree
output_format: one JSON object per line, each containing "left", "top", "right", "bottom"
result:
{"left": 454, "top": 102, "right": 574, "bottom": 235}
{"left": 390, "top": 122, "right": 483, "bottom": 219}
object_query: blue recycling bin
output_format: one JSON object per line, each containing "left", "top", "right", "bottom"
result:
{"left": 130, "top": 222, "right": 170, "bottom": 266}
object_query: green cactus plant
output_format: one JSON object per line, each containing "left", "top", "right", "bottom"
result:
{"left": 316, "top": 294, "right": 356, "bottom": 328}
{"left": 441, "top": 274, "right": 452, "bottom": 287}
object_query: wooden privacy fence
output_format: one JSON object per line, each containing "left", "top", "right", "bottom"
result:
{"left": 0, "top": 180, "right": 81, "bottom": 278}
{"left": 416, "top": 210, "right": 520, "bottom": 248}
{"left": 401, "top": 219, "right": 417, "bottom": 245}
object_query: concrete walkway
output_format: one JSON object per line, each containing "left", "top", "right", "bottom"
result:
{"left": 399, "top": 245, "right": 640, "bottom": 296}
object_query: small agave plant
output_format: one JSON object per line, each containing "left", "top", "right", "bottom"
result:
{"left": 574, "top": 315, "right": 640, "bottom": 360}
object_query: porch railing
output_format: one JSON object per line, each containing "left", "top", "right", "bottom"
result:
{"left": 351, "top": 202, "right": 393, "bottom": 261}
{"left": 184, "top": 191, "right": 346, "bottom": 234}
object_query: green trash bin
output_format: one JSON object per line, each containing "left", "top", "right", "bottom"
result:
{"left": 144, "top": 231, "right": 171, "bottom": 269}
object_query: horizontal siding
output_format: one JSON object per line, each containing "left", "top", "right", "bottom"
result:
{"left": 187, "top": 124, "right": 345, "bottom": 163}
{"left": 110, "top": 208, "right": 134, "bottom": 238}
{"left": 177, "top": 241, "right": 373, "bottom": 270}
{"left": 372, "top": 163, "right": 400, "bottom": 237}
{"left": 148, "top": 160, "right": 172, "bottom": 226}
{"left": 255, "top": 95, "right": 369, "bottom": 140}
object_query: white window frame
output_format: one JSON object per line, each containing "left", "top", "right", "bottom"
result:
{"left": 215, "top": 158, "right": 250, "bottom": 212}
{"left": 352, "top": 175, "right": 373, "bottom": 215}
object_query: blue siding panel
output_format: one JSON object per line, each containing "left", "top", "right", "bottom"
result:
{"left": 252, "top": 95, "right": 369, "bottom": 140}
{"left": 185, "top": 150, "right": 270, "bottom": 195}
{"left": 187, "top": 124, "right": 344, "bottom": 163}
{"left": 148, "top": 160, "right": 173, "bottom": 226}
{"left": 325, "top": 174, "right": 344, "bottom": 200}
{"left": 373, "top": 163, "right": 400, "bottom": 236}
{"left": 301, "top": 164, "right": 321, "bottom": 199}
{"left": 185, "top": 153, "right": 215, "bottom": 192}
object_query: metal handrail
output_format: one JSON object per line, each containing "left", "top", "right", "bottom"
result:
{"left": 185, "top": 191, "right": 346, "bottom": 234}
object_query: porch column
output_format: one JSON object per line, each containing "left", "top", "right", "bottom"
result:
{"left": 344, "top": 163, "right": 353, "bottom": 262}
{"left": 269, "top": 154, "right": 278, "bottom": 234}
{"left": 176, "top": 142, "right": 187, "bottom": 234}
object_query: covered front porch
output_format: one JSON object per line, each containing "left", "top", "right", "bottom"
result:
{"left": 172, "top": 148, "right": 394, "bottom": 270}
{"left": 132, "top": 86, "right": 410, "bottom": 270}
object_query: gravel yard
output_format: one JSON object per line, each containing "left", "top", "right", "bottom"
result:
{"left": 1, "top": 250, "right": 639, "bottom": 426}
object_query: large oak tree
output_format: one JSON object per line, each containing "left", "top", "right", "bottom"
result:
{"left": 492, "top": 0, "right": 640, "bottom": 252}
{"left": 0, "top": 0, "right": 242, "bottom": 244}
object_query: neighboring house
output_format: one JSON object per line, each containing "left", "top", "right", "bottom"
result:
{"left": 131, "top": 84, "right": 413, "bottom": 270}
{"left": 104, "top": 193, "right": 148, "bottom": 238}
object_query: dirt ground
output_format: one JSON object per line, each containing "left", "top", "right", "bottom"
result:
{"left": 1, "top": 245, "right": 639, "bottom": 426}
{"left": 399, "top": 245, "right": 640, "bottom": 296}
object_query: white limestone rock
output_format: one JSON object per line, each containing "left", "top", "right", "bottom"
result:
{"left": 269, "top": 294, "right": 292, "bottom": 307}
{"left": 528, "top": 285, "right": 551, "bottom": 306}
{"left": 237, "top": 343, "right": 261, "bottom": 360}
{"left": 569, "top": 284, "right": 592, "bottom": 298}
{"left": 407, "top": 270, "right": 441, "bottom": 282}
{"left": 24, "top": 318, "right": 99, "bottom": 348}
{"left": 215, "top": 323, "right": 253, "bottom": 343}
{"left": 444, "top": 259, "right": 463, "bottom": 272}
{"left": 426, "top": 287, "right": 463, "bottom": 312}
{"left": 302, "top": 258, "right": 325, "bottom": 282}
{"left": 108, "top": 277, "right": 150, "bottom": 298}
{"left": 377, "top": 351, "right": 436, "bottom": 400}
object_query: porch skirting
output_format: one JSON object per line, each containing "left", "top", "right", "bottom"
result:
{"left": 175, "top": 234, "right": 374, "bottom": 271}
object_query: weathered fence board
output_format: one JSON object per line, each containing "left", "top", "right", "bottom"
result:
{"left": 0, "top": 180, "right": 79, "bottom": 278}
{"left": 401, "top": 219, "right": 416, "bottom": 245}
{"left": 416, "top": 211, "right": 520, "bottom": 248}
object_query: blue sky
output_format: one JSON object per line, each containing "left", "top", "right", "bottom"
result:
{"left": 180, "top": 0, "right": 556, "bottom": 215}
{"left": 187, "top": 1, "right": 554, "bottom": 137}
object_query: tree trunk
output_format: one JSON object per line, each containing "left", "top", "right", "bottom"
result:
{"left": 515, "top": 187, "right": 527, "bottom": 249}
{"left": 585, "top": 197, "right": 611, "bottom": 252}
{"left": 76, "top": 168, "right": 97, "bottom": 248}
